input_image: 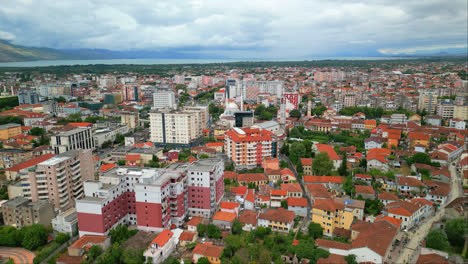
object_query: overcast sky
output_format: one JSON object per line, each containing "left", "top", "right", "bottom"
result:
{"left": 0, "top": 0, "right": 466, "bottom": 58}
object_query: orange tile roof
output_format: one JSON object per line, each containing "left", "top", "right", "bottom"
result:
{"left": 355, "top": 185, "right": 375, "bottom": 195}
{"left": 231, "top": 186, "right": 248, "bottom": 196}
{"left": 179, "top": 231, "right": 196, "bottom": 241}
{"left": 220, "top": 202, "right": 239, "bottom": 210}
{"left": 287, "top": 197, "right": 308, "bottom": 207}
{"left": 317, "top": 254, "right": 347, "bottom": 264}
{"left": 223, "top": 171, "right": 237, "bottom": 180}
{"left": 187, "top": 216, "right": 203, "bottom": 227}
{"left": 271, "top": 190, "right": 287, "bottom": 196}
{"left": 70, "top": 235, "right": 108, "bottom": 249}
{"left": 259, "top": 208, "right": 295, "bottom": 223}
{"left": 378, "top": 192, "right": 399, "bottom": 201}
{"left": 100, "top": 163, "right": 116, "bottom": 173}
{"left": 5, "top": 153, "right": 55, "bottom": 172}
{"left": 213, "top": 211, "right": 236, "bottom": 222}
{"left": 281, "top": 183, "right": 302, "bottom": 193}
{"left": 205, "top": 142, "right": 224, "bottom": 147}
{"left": 304, "top": 175, "right": 343, "bottom": 184}
{"left": 315, "top": 144, "right": 340, "bottom": 160}
{"left": 408, "top": 132, "right": 430, "bottom": 141}
{"left": 237, "top": 173, "right": 268, "bottom": 183}
{"left": 192, "top": 243, "right": 224, "bottom": 258}
{"left": 238, "top": 210, "right": 258, "bottom": 226}
{"left": 69, "top": 122, "right": 93, "bottom": 128}
{"left": 150, "top": 229, "right": 173, "bottom": 248}
{"left": 301, "top": 158, "right": 313, "bottom": 166}
{"left": 125, "top": 154, "right": 140, "bottom": 161}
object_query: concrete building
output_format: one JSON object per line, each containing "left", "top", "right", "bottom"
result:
{"left": 52, "top": 208, "right": 78, "bottom": 236}
{"left": 18, "top": 89, "right": 40, "bottom": 105}
{"left": 153, "top": 90, "right": 176, "bottom": 109}
{"left": 418, "top": 90, "right": 438, "bottom": 113}
{"left": 76, "top": 164, "right": 188, "bottom": 236}
{"left": 21, "top": 150, "right": 94, "bottom": 209}
{"left": 0, "top": 123, "right": 21, "bottom": 140}
{"left": 51, "top": 126, "right": 94, "bottom": 154}
{"left": 311, "top": 199, "right": 354, "bottom": 236}
{"left": 121, "top": 83, "right": 141, "bottom": 101}
{"left": 1, "top": 197, "right": 55, "bottom": 228}
{"left": 0, "top": 149, "right": 34, "bottom": 169}
{"left": 187, "top": 159, "right": 224, "bottom": 218}
{"left": 225, "top": 127, "right": 278, "bottom": 169}
{"left": 149, "top": 107, "right": 207, "bottom": 147}
{"left": 121, "top": 110, "right": 139, "bottom": 129}
{"left": 258, "top": 208, "right": 295, "bottom": 233}
{"left": 93, "top": 125, "right": 130, "bottom": 147}
{"left": 437, "top": 100, "right": 455, "bottom": 119}
{"left": 454, "top": 105, "right": 468, "bottom": 120}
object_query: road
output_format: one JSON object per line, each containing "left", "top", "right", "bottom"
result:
{"left": 0, "top": 247, "right": 35, "bottom": 264}
{"left": 395, "top": 160, "right": 462, "bottom": 263}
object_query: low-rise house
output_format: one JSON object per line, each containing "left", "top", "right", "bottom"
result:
{"left": 265, "top": 168, "right": 281, "bottom": 182}
{"left": 212, "top": 211, "right": 236, "bottom": 230}
{"left": 237, "top": 173, "right": 268, "bottom": 186}
{"left": 238, "top": 209, "right": 258, "bottom": 231}
{"left": 431, "top": 168, "right": 451, "bottom": 183}
{"left": 397, "top": 176, "right": 424, "bottom": 196}
{"left": 223, "top": 171, "right": 237, "bottom": 182}
{"left": 354, "top": 174, "right": 372, "bottom": 183}
{"left": 384, "top": 201, "right": 425, "bottom": 229}
{"left": 313, "top": 144, "right": 342, "bottom": 169}
{"left": 355, "top": 185, "right": 375, "bottom": 200}
{"left": 270, "top": 190, "right": 288, "bottom": 207}
{"left": 408, "top": 132, "right": 430, "bottom": 148}
{"left": 304, "top": 176, "right": 343, "bottom": 190}
{"left": 315, "top": 220, "right": 398, "bottom": 264}
{"left": 1, "top": 197, "right": 55, "bottom": 228}
{"left": 144, "top": 229, "right": 180, "bottom": 264}
{"left": 306, "top": 183, "right": 332, "bottom": 202}
{"left": 280, "top": 168, "right": 296, "bottom": 183}
{"left": 258, "top": 208, "right": 295, "bottom": 233}
{"left": 423, "top": 180, "right": 451, "bottom": 205}
{"left": 311, "top": 199, "right": 354, "bottom": 236}
{"left": 301, "top": 158, "right": 313, "bottom": 175}
{"left": 219, "top": 202, "right": 240, "bottom": 216}
{"left": 187, "top": 216, "right": 203, "bottom": 232}
{"left": 333, "top": 197, "right": 365, "bottom": 220}
{"left": 231, "top": 186, "right": 248, "bottom": 203}
{"left": 425, "top": 115, "right": 442, "bottom": 126}
{"left": 192, "top": 242, "right": 224, "bottom": 264}
{"left": 287, "top": 197, "right": 308, "bottom": 216}
{"left": 244, "top": 189, "right": 255, "bottom": 210}
{"left": 378, "top": 192, "right": 399, "bottom": 205}
{"left": 179, "top": 231, "right": 197, "bottom": 247}
{"left": 68, "top": 235, "right": 110, "bottom": 257}
{"left": 52, "top": 208, "right": 78, "bottom": 236}
{"left": 366, "top": 148, "right": 391, "bottom": 172}
{"left": 364, "top": 137, "right": 385, "bottom": 150}
{"left": 281, "top": 183, "right": 303, "bottom": 198}
{"left": 449, "top": 118, "right": 466, "bottom": 129}
{"left": 409, "top": 198, "right": 434, "bottom": 218}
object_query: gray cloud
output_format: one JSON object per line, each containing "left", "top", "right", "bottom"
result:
{"left": 0, "top": 0, "right": 466, "bottom": 57}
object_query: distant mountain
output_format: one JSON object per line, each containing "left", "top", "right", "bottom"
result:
{"left": 0, "top": 40, "right": 78, "bottom": 62}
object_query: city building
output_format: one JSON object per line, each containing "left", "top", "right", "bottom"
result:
{"left": 311, "top": 198, "right": 354, "bottom": 236}
{"left": 437, "top": 100, "right": 455, "bottom": 119}
{"left": 93, "top": 125, "right": 130, "bottom": 147}
{"left": 153, "top": 90, "right": 176, "bottom": 109}
{"left": 76, "top": 164, "right": 188, "bottom": 236}
{"left": 192, "top": 242, "right": 224, "bottom": 264}
{"left": 149, "top": 107, "right": 207, "bottom": 147}
{"left": 18, "top": 90, "right": 40, "bottom": 105}
{"left": 187, "top": 159, "right": 224, "bottom": 218}
{"left": 51, "top": 126, "right": 95, "bottom": 154}
{"left": 5, "top": 153, "right": 56, "bottom": 181}
{"left": 258, "top": 208, "right": 295, "bottom": 233}
{"left": 52, "top": 208, "right": 78, "bottom": 236}
{"left": 418, "top": 90, "right": 438, "bottom": 113}
{"left": 0, "top": 149, "right": 34, "bottom": 169}
{"left": 121, "top": 83, "right": 141, "bottom": 101}
{"left": 20, "top": 150, "right": 95, "bottom": 209}
{"left": 225, "top": 127, "right": 278, "bottom": 169}
{"left": 0, "top": 123, "right": 21, "bottom": 140}
{"left": 454, "top": 105, "right": 468, "bottom": 120}
{"left": 121, "top": 110, "right": 139, "bottom": 129}
{"left": 1, "top": 197, "right": 55, "bottom": 228}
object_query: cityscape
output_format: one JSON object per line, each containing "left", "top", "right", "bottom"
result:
{"left": 0, "top": 1, "right": 467, "bottom": 264}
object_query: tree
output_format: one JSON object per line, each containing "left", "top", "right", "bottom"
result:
{"left": 338, "top": 152, "right": 348, "bottom": 176}
{"left": 207, "top": 224, "right": 221, "bottom": 239}
{"left": 289, "top": 109, "right": 301, "bottom": 118}
{"left": 21, "top": 224, "right": 48, "bottom": 250}
{"left": 445, "top": 218, "right": 467, "bottom": 247}
{"left": 296, "top": 161, "right": 304, "bottom": 174}
{"left": 88, "top": 245, "right": 103, "bottom": 261}
{"left": 121, "top": 248, "right": 144, "bottom": 264}
{"left": 345, "top": 254, "right": 358, "bottom": 264}
{"left": 280, "top": 160, "right": 289, "bottom": 169}
{"left": 426, "top": 229, "right": 450, "bottom": 251}
{"left": 232, "top": 220, "right": 243, "bottom": 235}
{"left": 199, "top": 154, "right": 209, "bottom": 159}
{"left": 308, "top": 222, "right": 324, "bottom": 239}
{"left": 280, "top": 144, "right": 289, "bottom": 155}
{"left": 162, "top": 256, "right": 180, "bottom": 264}
{"left": 117, "top": 160, "right": 126, "bottom": 166}
{"left": 359, "top": 158, "right": 367, "bottom": 168}
{"left": 280, "top": 200, "right": 288, "bottom": 209}
{"left": 407, "top": 152, "right": 431, "bottom": 166}
{"left": 197, "top": 257, "right": 210, "bottom": 264}
{"left": 197, "top": 223, "right": 207, "bottom": 237}
{"left": 312, "top": 152, "right": 334, "bottom": 176}
{"left": 254, "top": 105, "right": 266, "bottom": 116}
{"left": 55, "top": 233, "right": 70, "bottom": 244}
{"left": 343, "top": 174, "right": 355, "bottom": 196}
{"left": 29, "top": 127, "right": 45, "bottom": 136}
{"left": 290, "top": 142, "right": 306, "bottom": 159}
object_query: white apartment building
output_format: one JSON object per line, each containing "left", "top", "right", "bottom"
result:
{"left": 418, "top": 90, "right": 438, "bottom": 113}
{"left": 52, "top": 208, "right": 78, "bottom": 236}
{"left": 51, "top": 127, "right": 95, "bottom": 154}
{"left": 93, "top": 125, "right": 130, "bottom": 147}
{"left": 437, "top": 100, "right": 455, "bottom": 119}
{"left": 153, "top": 90, "right": 176, "bottom": 109}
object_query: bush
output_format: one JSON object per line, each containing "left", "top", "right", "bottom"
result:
{"left": 426, "top": 229, "right": 450, "bottom": 251}
{"left": 55, "top": 233, "right": 70, "bottom": 244}
{"left": 33, "top": 242, "right": 60, "bottom": 264}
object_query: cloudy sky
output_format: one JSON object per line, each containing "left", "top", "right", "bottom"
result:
{"left": 0, "top": 0, "right": 466, "bottom": 58}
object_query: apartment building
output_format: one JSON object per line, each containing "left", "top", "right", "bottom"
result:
{"left": 257, "top": 208, "right": 295, "bottom": 233}
{"left": 0, "top": 149, "right": 34, "bottom": 169}
{"left": 20, "top": 150, "right": 94, "bottom": 210}
{"left": 454, "top": 105, "right": 468, "bottom": 120}
{"left": 1, "top": 197, "right": 55, "bottom": 228}
{"left": 187, "top": 159, "right": 224, "bottom": 218}
{"left": 76, "top": 164, "right": 188, "bottom": 236}
{"left": 418, "top": 89, "right": 438, "bottom": 113}
{"left": 437, "top": 100, "right": 455, "bottom": 119}
{"left": 18, "top": 89, "right": 40, "bottom": 105}
{"left": 0, "top": 123, "right": 21, "bottom": 140}
{"left": 52, "top": 208, "right": 78, "bottom": 236}
{"left": 153, "top": 90, "right": 176, "bottom": 109}
{"left": 51, "top": 126, "right": 94, "bottom": 154}
{"left": 93, "top": 125, "right": 130, "bottom": 147}
{"left": 149, "top": 107, "right": 207, "bottom": 147}
{"left": 311, "top": 198, "right": 354, "bottom": 236}
{"left": 225, "top": 127, "right": 278, "bottom": 169}
{"left": 121, "top": 83, "right": 141, "bottom": 101}
{"left": 121, "top": 110, "right": 139, "bottom": 129}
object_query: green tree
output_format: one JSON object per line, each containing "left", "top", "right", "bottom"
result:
{"left": 280, "top": 144, "right": 289, "bottom": 155}
{"left": 290, "top": 142, "right": 306, "bottom": 159}
{"left": 55, "top": 233, "right": 70, "bottom": 244}
{"left": 117, "top": 160, "right": 126, "bottom": 166}
{"left": 197, "top": 257, "right": 210, "bottom": 264}
{"left": 162, "top": 256, "right": 179, "bottom": 264}
{"left": 21, "top": 224, "right": 48, "bottom": 250}
{"left": 312, "top": 152, "right": 334, "bottom": 176}
{"left": 207, "top": 224, "right": 221, "bottom": 239}
{"left": 308, "top": 222, "right": 324, "bottom": 239}
{"left": 254, "top": 104, "right": 266, "bottom": 116}
{"left": 281, "top": 200, "right": 288, "bottom": 209}
{"left": 407, "top": 152, "right": 431, "bottom": 166}
{"left": 345, "top": 254, "right": 358, "bottom": 264}
{"left": 280, "top": 160, "right": 289, "bottom": 169}
{"left": 232, "top": 220, "right": 243, "bottom": 235}
{"left": 445, "top": 218, "right": 467, "bottom": 247}
{"left": 121, "top": 248, "right": 144, "bottom": 264}
{"left": 197, "top": 223, "right": 207, "bottom": 237}
{"left": 296, "top": 161, "right": 304, "bottom": 174}
{"left": 88, "top": 245, "right": 103, "bottom": 261}
{"left": 338, "top": 152, "right": 348, "bottom": 176}
{"left": 289, "top": 109, "right": 301, "bottom": 118}
{"left": 28, "top": 127, "right": 45, "bottom": 136}
{"left": 199, "top": 154, "right": 210, "bottom": 159}
{"left": 426, "top": 229, "right": 450, "bottom": 251}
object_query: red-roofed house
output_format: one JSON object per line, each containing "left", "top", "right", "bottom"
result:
{"left": 287, "top": 197, "right": 308, "bottom": 216}
{"left": 193, "top": 243, "right": 224, "bottom": 264}
{"left": 179, "top": 231, "right": 198, "bottom": 247}
{"left": 68, "top": 235, "right": 110, "bottom": 257}
{"left": 355, "top": 185, "right": 375, "bottom": 200}
{"left": 125, "top": 154, "right": 141, "bottom": 166}
{"left": 384, "top": 201, "right": 425, "bottom": 229}
{"left": 270, "top": 189, "right": 288, "bottom": 207}
{"left": 408, "top": 132, "right": 430, "bottom": 148}
{"left": 205, "top": 142, "right": 224, "bottom": 152}
{"left": 301, "top": 158, "right": 313, "bottom": 175}
{"left": 238, "top": 210, "right": 258, "bottom": 231}
{"left": 281, "top": 183, "right": 303, "bottom": 198}
{"left": 237, "top": 173, "right": 268, "bottom": 186}
{"left": 212, "top": 211, "right": 236, "bottom": 230}
{"left": 258, "top": 208, "right": 295, "bottom": 233}
{"left": 5, "top": 153, "right": 55, "bottom": 180}
{"left": 187, "top": 216, "right": 204, "bottom": 232}
{"left": 313, "top": 144, "right": 342, "bottom": 169}
{"left": 378, "top": 192, "right": 399, "bottom": 205}
{"left": 304, "top": 175, "right": 343, "bottom": 190}
{"left": 100, "top": 163, "right": 116, "bottom": 173}
{"left": 367, "top": 148, "right": 391, "bottom": 172}
{"left": 220, "top": 202, "right": 240, "bottom": 216}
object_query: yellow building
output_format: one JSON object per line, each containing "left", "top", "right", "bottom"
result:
{"left": 311, "top": 199, "right": 354, "bottom": 236}
{"left": 258, "top": 208, "right": 295, "bottom": 233}
{"left": 0, "top": 123, "right": 21, "bottom": 140}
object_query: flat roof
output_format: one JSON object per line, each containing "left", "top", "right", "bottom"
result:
{"left": 0, "top": 123, "right": 21, "bottom": 130}
{"left": 39, "top": 156, "right": 69, "bottom": 166}
{"left": 187, "top": 158, "right": 221, "bottom": 172}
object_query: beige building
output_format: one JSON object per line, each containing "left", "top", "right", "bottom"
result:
{"left": 437, "top": 100, "right": 455, "bottom": 119}
{"left": 418, "top": 90, "right": 438, "bottom": 113}
{"left": 21, "top": 150, "right": 94, "bottom": 209}
{"left": 149, "top": 106, "right": 207, "bottom": 147}
{"left": 51, "top": 126, "right": 95, "bottom": 154}
{"left": 1, "top": 197, "right": 55, "bottom": 228}
{"left": 121, "top": 110, "right": 139, "bottom": 129}
{"left": 454, "top": 105, "right": 468, "bottom": 120}
{"left": 0, "top": 149, "right": 34, "bottom": 169}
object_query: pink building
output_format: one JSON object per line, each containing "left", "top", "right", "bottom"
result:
{"left": 187, "top": 159, "right": 224, "bottom": 218}
{"left": 283, "top": 92, "right": 300, "bottom": 110}
{"left": 121, "top": 84, "right": 141, "bottom": 101}
{"left": 76, "top": 164, "right": 188, "bottom": 236}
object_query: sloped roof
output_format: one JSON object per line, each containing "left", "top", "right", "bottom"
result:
{"left": 150, "top": 229, "right": 173, "bottom": 248}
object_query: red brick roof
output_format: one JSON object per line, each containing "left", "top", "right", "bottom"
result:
{"left": 378, "top": 192, "right": 399, "bottom": 201}
{"left": 100, "top": 163, "right": 116, "bottom": 173}
{"left": 398, "top": 176, "right": 423, "bottom": 187}
{"left": 315, "top": 144, "right": 340, "bottom": 160}
{"left": 408, "top": 132, "right": 430, "bottom": 141}
{"left": 70, "top": 235, "right": 107, "bottom": 249}
{"left": 375, "top": 215, "right": 402, "bottom": 228}
{"left": 317, "top": 254, "right": 347, "bottom": 264}
{"left": 5, "top": 153, "right": 55, "bottom": 172}
{"left": 304, "top": 176, "right": 343, "bottom": 184}
{"left": 416, "top": 254, "right": 449, "bottom": 264}
{"left": 259, "top": 208, "right": 295, "bottom": 223}
{"left": 313, "top": 199, "right": 344, "bottom": 212}
{"left": 150, "top": 229, "right": 173, "bottom": 247}
{"left": 237, "top": 173, "right": 268, "bottom": 183}
{"left": 220, "top": 202, "right": 239, "bottom": 210}
{"left": 179, "top": 231, "right": 196, "bottom": 241}
{"left": 287, "top": 197, "right": 308, "bottom": 207}
{"left": 213, "top": 211, "right": 236, "bottom": 222}
{"left": 281, "top": 183, "right": 302, "bottom": 193}
{"left": 306, "top": 183, "right": 331, "bottom": 198}
{"left": 192, "top": 243, "right": 224, "bottom": 258}
{"left": 355, "top": 185, "right": 375, "bottom": 195}
{"left": 271, "top": 190, "right": 287, "bottom": 196}
{"left": 315, "top": 239, "right": 351, "bottom": 250}
{"left": 125, "top": 154, "right": 140, "bottom": 161}
{"left": 301, "top": 158, "right": 313, "bottom": 166}
{"left": 223, "top": 171, "right": 237, "bottom": 180}
{"left": 187, "top": 216, "right": 203, "bottom": 227}
{"left": 385, "top": 201, "right": 422, "bottom": 216}
{"left": 238, "top": 210, "right": 258, "bottom": 226}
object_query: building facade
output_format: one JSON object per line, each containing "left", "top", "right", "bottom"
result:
{"left": 18, "top": 90, "right": 40, "bottom": 105}
{"left": 1, "top": 197, "right": 55, "bottom": 228}
{"left": 153, "top": 90, "right": 176, "bottom": 109}
{"left": 51, "top": 127, "right": 95, "bottom": 154}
